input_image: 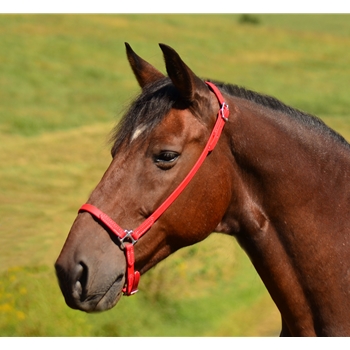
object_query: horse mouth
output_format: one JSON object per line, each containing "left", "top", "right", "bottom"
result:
{"left": 61, "top": 274, "right": 125, "bottom": 313}
{"left": 92, "top": 279, "right": 124, "bottom": 312}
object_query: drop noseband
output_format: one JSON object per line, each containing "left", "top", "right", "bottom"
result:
{"left": 78, "top": 82, "right": 230, "bottom": 295}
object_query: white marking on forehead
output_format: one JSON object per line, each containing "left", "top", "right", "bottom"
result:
{"left": 131, "top": 124, "right": 147, "bottom": 142}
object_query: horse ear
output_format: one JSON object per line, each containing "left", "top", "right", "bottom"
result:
{"left": 125, "top": 42, "right": 165, "bottom": 89}
{"left": 159, "top": 43, "right": 208, "bottom": 103}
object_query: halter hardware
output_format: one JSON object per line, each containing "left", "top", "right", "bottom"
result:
{"left": 78, "top": 81, "right": 230, "bottom": 296}
{"left": 121, "top": 229, "right": 138, "bottom": 248}
{"left": 220, "top": 102, "right": 229, "bottom": 122}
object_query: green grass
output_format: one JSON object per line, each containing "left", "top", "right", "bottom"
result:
{"left": 1, "top": 14, "right": 350, "bottom": 137}
{"left": 0, "top": 14, "right": 350, "bottom": 336}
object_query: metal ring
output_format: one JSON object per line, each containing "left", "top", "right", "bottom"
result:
{"left": 120, "top": 229, "right": 138, "bottom": 247}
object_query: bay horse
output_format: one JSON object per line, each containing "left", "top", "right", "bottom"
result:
{"left": 55, "top": 43, "right": 350, "bottom": 336}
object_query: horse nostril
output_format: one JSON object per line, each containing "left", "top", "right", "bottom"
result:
{"left": 72, "top": 262, "right": 88, "bottom": 300}
{"left": 78, "top": 262, "right": 88, "bottom": 287}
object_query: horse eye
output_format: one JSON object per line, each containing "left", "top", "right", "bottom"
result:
{"left": 154, "top": 151, "right": 180, "bottom": 167}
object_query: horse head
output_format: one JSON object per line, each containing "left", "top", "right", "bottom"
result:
{"left": 55, "top": 44, "right": 233, "bottom": 312}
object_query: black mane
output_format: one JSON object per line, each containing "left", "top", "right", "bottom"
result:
{"left": 110, "top": 78, "right": 349, "bottom": 154}
{"left": 213, "top": 80, "right": 349, "bottom": 148}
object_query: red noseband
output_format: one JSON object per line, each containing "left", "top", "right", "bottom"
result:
{"left": 78, "top": 82, "right": 230, "bottom": 296}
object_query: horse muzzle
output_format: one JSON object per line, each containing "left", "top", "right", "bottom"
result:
{"left": 54, "top": 213, "right": 127, "bottom": 312}
{"left": 55, "top": 257, "right": 126, "bottom": 312}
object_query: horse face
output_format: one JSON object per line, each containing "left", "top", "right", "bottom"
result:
{"left": 55, "top": 44, "right": 232, "bottom": 312}
{"left": 55, "top": 104, "right": 219, "bottom": 312}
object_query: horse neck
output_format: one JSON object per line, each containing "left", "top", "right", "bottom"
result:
{"left": 223, "top": 96, "right": 350, "bottom": 336}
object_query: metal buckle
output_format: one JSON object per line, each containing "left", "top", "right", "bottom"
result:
{"left": 120, "top": 229, "right": 138, "bottom": 248}
{"left": 220, "top": 102, "right": 229, "bottom": 122}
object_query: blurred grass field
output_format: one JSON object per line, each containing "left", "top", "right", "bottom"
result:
{"left": 1, "top": 14, "right": 350, "bottom": 336}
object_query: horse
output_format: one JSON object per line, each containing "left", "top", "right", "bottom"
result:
{"left": 55, "top": 43, "right": 350, "bottom": 336}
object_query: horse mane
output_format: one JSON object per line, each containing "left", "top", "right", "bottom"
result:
{"left": 212, "top": 80, "right": 350, "bottom": 149}
{"left": 110, "top": 78, "right": 349, "bottom": 154}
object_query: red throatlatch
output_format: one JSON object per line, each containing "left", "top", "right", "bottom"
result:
{"left": 78, "top": 81, "right": 230, "bottom": 296}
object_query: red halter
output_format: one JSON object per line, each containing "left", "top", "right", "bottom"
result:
{"left": 78, "top": 82, "right": 230, "bottom": 295}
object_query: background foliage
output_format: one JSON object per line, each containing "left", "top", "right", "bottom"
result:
{"left": 1, "top": 14, "right": 350, "bottom": 336}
